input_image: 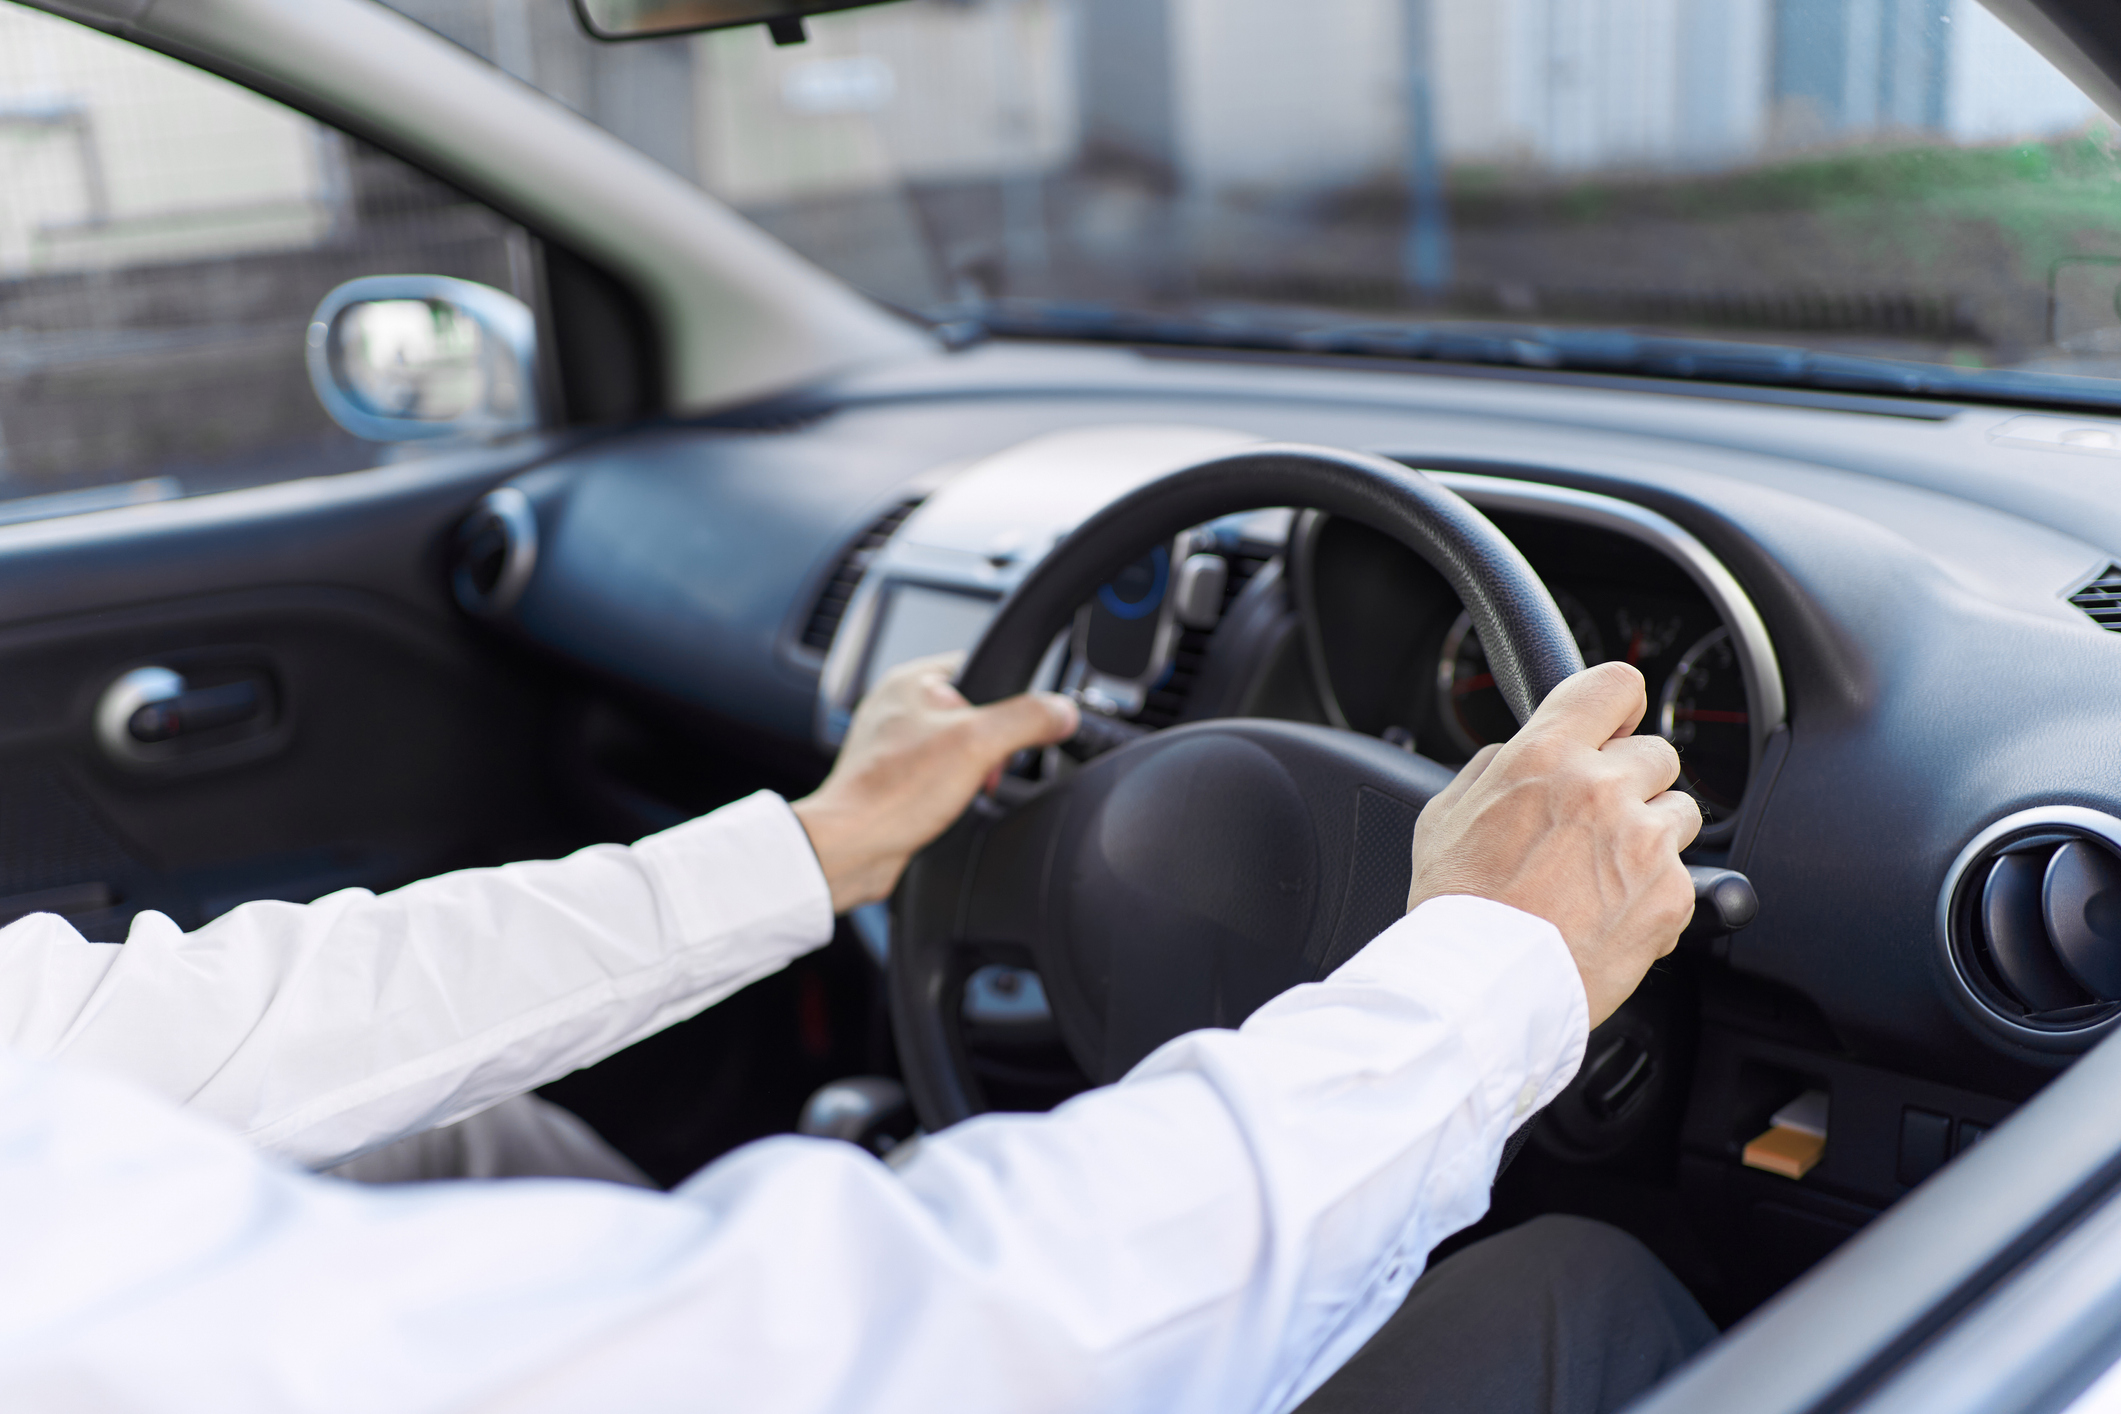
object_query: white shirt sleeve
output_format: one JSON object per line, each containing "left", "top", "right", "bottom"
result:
{"left": 0, "top": 790, "right": 833, "bottom": 1169}
{"left": 0, "top": 894, "right": 1587, "bottom": 1414}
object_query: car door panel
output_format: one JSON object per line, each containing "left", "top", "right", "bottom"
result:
{"left": 0, "top": 448, "right": 578, "bottom": 940}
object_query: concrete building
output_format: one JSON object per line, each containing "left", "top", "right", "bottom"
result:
{"left": 0, "top": 0, "right": 2102, "bottom": 285}
{"left": 0, "top": 7, "right": 341, "bottom": 276}
{"left": 1168, "top": 0, "right": 2103, "bottom": 193}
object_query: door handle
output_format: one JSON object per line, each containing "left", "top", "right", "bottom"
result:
{"left": 96, "top": 666, "right": 270, "bottom": 764}
{"left": 126, "top": 679, "right": 261, "bottom": 742}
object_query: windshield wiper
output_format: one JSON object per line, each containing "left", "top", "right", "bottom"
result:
{"left": 950, "top": 299, "right": 2121, "bottom": 417}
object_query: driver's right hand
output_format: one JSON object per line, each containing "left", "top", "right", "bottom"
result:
{"left": 1405, "top": 661, "right": 1702, "bottom": 1026}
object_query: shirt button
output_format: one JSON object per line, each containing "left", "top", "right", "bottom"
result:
{"left": 1514, "top": 1079, "right": 1539, "bottom": 1117}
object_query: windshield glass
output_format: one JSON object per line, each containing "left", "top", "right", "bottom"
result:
{"left": 386, "top": 0, "right": 2121, "bottom": 402}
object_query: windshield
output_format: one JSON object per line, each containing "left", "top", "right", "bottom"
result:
{"left": 386, "top": 0, "right": 2121, "bottom": 404}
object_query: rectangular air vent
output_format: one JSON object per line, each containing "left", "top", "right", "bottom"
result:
{"left": 2070, "top": 565, "right": 2121, "bottom": 632}
{"left": 801, "top": 496, "right": 925, "bottom": 652}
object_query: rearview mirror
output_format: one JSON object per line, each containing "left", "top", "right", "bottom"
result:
{"left": 306, "top": 276, "right": 540, "bottom": 444}
{"left": 572, "top": 0, "right": 904, "bottom": 43}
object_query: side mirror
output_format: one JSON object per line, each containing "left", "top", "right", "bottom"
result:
{"left": 306, "top": 276, "right": 540, "bottom": 443}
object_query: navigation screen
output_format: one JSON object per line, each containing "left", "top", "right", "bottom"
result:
{"left": 861, "top": 583, "right": 998, "bottom": 696}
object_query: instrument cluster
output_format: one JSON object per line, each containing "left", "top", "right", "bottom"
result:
{"left": 1296, "top": 497, "right": 1771, "bottom": 832}
{"left": 1437, "top": 587, "right": 1750, "bottom": 820}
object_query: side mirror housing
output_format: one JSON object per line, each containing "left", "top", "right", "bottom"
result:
{"left": 307, "top": 276, "right": 540, "bottom": 443}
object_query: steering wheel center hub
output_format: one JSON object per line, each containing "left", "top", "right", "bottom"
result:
{"left": 1051, "top": 730, "right": 1321, "bottom": 1080}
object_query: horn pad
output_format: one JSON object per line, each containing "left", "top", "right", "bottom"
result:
{"left": 1048, "top": 732, "right": 1321, "bottom": 1081}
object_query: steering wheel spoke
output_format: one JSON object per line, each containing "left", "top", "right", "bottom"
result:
{"left": 960, "top": 786, "right": 1069, "bottom": 949}
{"left": 888, "top": 781, "right": 1074, "bottom": 1119}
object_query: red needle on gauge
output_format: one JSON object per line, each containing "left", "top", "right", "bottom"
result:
{"left": 1674, "top": 709, "right": 1748, "bottom": 723}
{"left": 1453, "top": 673, "right": 1494, "bottom": 695}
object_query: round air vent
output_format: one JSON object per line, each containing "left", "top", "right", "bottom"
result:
{"left": 451, "top": 486, "right": 538, "bottom": 617}
{"left": 1940, "top": 806, "right": 2121, "bottom": 1049}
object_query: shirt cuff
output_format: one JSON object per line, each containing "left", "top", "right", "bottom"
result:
{"left": 632, "top": 791, "right": 836, "bottom": 971}
{"left": 1328, "top": 894, "right": 1590, "bottom": 1130}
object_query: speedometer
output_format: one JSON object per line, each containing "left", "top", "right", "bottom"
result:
{"left": 1658, "top": 626, "right": 1750, "bottom": 821}
{"left": 1436, "top": 592, "right": 1604, "bottom": 756}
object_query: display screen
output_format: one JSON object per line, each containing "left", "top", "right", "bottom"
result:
{"left": 860, "top": 583, "right": 998, "bottom": 697}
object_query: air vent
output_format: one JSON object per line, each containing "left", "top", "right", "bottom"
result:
{"left": 2070, "top": 565, "right": 2121, "bottom": 631}
{"left": 1137, "top": 550, "right": 1273, "bottom": 728}
{"left": 451, "top": 486, "right": 538, "bottom": 618}
{"left": 1943, "top": 807, "right": 2121, "bottom": 1046}
{"left": 801, "top": 497, "right": 924, "bottom": 653}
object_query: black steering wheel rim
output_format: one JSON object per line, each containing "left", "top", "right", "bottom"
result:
{"left": 892, "top": 444, "right": 1584, "bottom": 1130}
{"left": 955, "top": 445, "right": 1581, "bottom": 717}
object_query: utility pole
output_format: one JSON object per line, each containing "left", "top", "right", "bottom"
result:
{"left": 1403, "top": 0, "right": 1452, "bottom": 301}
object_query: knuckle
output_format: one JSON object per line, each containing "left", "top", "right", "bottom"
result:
{"left": 1623, "top": 825, "right": 1666, "bottom": 872}
{"left": 1514, "top": 732, "right": 1566, "bottom": 770}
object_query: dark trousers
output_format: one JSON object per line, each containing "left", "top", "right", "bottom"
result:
{"left": 1295, "top": 1215, "right": 1717, "bottom": 1414}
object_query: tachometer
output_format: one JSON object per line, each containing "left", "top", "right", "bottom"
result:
{"left": 1658, "top": 626, "right": 1750, "bottom": 820}
{"left": 1437, "top": 593, "right": 1604, "bottom": 755}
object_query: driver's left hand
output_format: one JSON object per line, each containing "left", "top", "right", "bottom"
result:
{"left": 792, "top": 653, "right": 1079, "bottom": 913}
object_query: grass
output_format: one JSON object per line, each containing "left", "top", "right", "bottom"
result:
{"left": 1447, "top": 131, "right": 2121, "bottom": 226}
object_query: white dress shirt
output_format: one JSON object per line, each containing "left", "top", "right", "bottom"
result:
{"left": 0, "top": 791, "right": 832, "bottom": 1169}
{"left": 0, "top": 790, "right": 1588, "bottom": 1413}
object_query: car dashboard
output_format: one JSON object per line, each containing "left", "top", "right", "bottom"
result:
{"left": 806, "top": 422, "right": 1779, "bottom": 835}
{"left": 478, "top": 336, "right": 2121, "bottom": 1318}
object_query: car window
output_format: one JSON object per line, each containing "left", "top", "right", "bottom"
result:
{"left": 0, "top": 2, "right": 532, "bottom": 522}
{"left": 382, "top": 0, "right": 2121, "bottom": 406}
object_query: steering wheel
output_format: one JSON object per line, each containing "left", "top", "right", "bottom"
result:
{"left": 890, "top": 445, "right": 1586, "bottom": 1130}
